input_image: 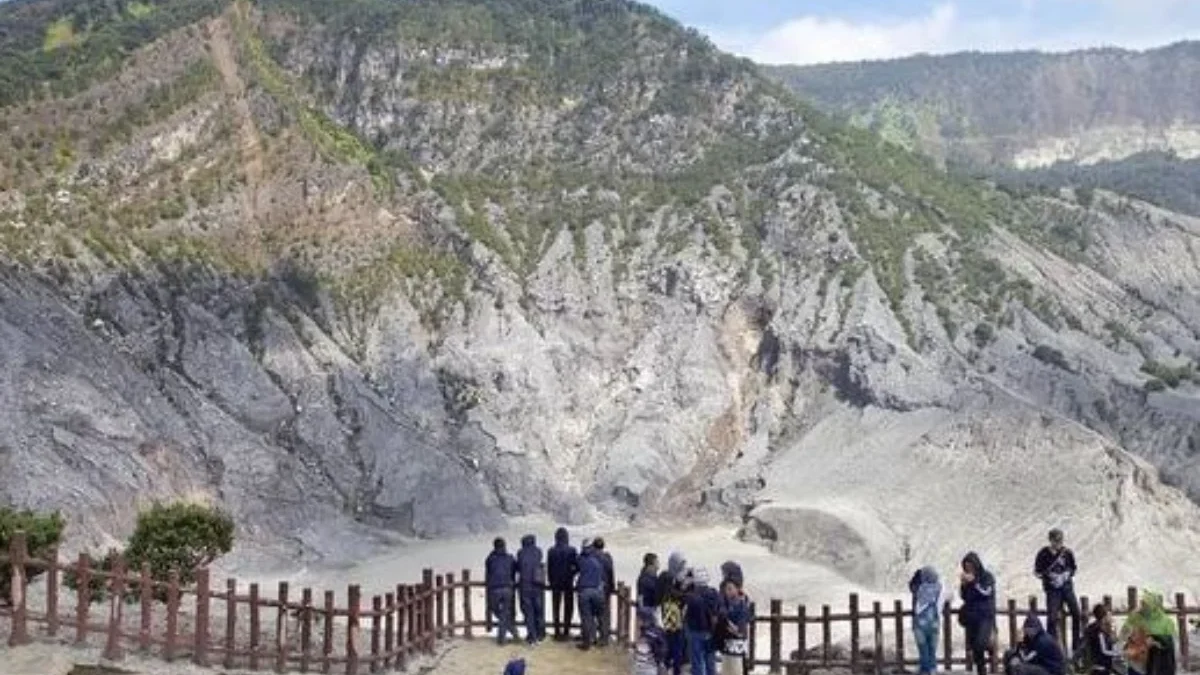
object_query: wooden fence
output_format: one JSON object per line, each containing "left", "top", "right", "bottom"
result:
{"left": 2, "top": 531, "right": 1196, "bottom": 674}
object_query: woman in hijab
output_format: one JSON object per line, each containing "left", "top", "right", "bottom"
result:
{"left": 1120, "top": 590, "right": 1177, "bottom": 675}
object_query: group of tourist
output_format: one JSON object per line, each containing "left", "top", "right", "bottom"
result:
{"left": 484, "top": 527, "right": 753, "bottom": 675}
{"left": 488, "top": 527, "right": 1182, "bottom": 675}
{"left": 907, "top": 529, "right": 1179, "bottom": 675}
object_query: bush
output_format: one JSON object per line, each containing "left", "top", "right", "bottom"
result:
{"left": 124, "top": 502, "right": 234, "bottom": 589}
{"left": 62, "top": 548, "right": 123, "bottom": 604}
{"left": 0, "top": 508, "right": 65, "bottom": 604}
{"left": 972, "top": 322, "right": 996, "bottom": 347}
{"left": 1144, "top": 378, "right": 1167, "bottom": 393}
{"left": 1032, "top": 344, "right": 1071, "bottom": 371}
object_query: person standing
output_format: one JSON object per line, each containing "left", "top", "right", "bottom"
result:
{"left": 576, "top": 541, "right": 606, "bottom": 651}
{"left": 909, "top": 566, "right": 944, "bottom": 675}
{"left": 717, "top": 578, "right": 752, "bottom": 675}
{"left": 1035, "top": 529, "right": 1082, "bottom": 656}
{"left": 638, "top": 553, "right": 661, "bottom": 610}
{"left": 657, "top": 551, "right": 689, "bottom": 675}
{"left": 594, "top": 537, "right": 616, "bottom": 647}
{"left": 485, "top": 537, "right": 520, "bottom": 645}
{"left": 960, "top": 552, "right": 997, "bottom": 675}
{"left": 683, "top": 567, "right": 720, "bottom": 675}
{"left": 516, "top": 534, "right": 546, "bottom": 644}
{"left": 547, "top": 527, "right": 579, "bottom": 641}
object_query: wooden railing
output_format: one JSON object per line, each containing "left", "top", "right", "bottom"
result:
{"left": 743, "top": 588, "right": 1196, "bottom": 674}
{"left": 2, "top": 531, "right": 1196, "bottom": 674}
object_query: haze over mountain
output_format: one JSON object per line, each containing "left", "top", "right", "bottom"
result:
{"left": 0, "top": 0, "right": 1198, "bottom": 595}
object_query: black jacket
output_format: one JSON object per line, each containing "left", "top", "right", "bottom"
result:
{"left": 546, "top": 527, "right": 578, "bottom": 591}
{"left": 959, "top": 552, "right": 997, "bottom": 623}
{"left": 486, "top": 548, "right": 518, "bottom": 591}
{"left": 516, "top": 534, "right": 543, "bottom": 592}
{"left": 1034, "top": 546, "right": 1077, "bottom": 593}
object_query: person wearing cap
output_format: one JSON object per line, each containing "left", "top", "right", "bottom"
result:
{"left": 1035, "top": 529, "right": 1081, "bottom": 656}
{"left": 1005, "top": 615, "right": 1066, "bottom": 675}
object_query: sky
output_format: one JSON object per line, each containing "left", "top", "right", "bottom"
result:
{"left": 644, "top": 0, "right": 1200, "bottom": 65}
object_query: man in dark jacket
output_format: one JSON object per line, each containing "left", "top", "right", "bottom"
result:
{"left": 516, "top": 534, "right": 546, "bottom": 644}
{"left": 575, "top": 541, "right": 606, "bottom": 651}
{"left": 683, "top": 567, "right": 720, "bottom": 675}
{"left": 485, "top": 537, "right": 519, "bottom": 645}
{"left": 638, "top": 553, "right": 660, "bottom": 609}
{"left": 960, "top": 551, "right": 998, "bottom": 675}
{"left": 1005, "top": 615, "right": 1066, "bottom": 675}
{"left": 546, "top": 527, "right": 578, "bottom": 641}
{"left": 593, "top": 537, "right": 615, "bottom": 647}
{"left": 1034, "top": 529, "right": 1081, "bottom": 655}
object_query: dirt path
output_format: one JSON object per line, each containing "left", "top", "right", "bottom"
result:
{"left": 207, "top": 11, "right": 264, "bottom": 220}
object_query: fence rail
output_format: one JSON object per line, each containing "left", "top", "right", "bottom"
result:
{"left": 2, "top": 531, "right": 1196, "bottom": 674}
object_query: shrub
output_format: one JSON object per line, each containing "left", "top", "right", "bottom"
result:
{"left": 1032, "top": 344, "right": 1071, "bottom": 371}
{"left": 0, "top": 508, "right": 65, "bottom": 603}
{"left": 62, "top": 548, "right": 123, "bottom": 604}
{"left": 124, "top": 502, "right": 234, "bottom": 589}
{"left": 972, "top": 322, "right": 996, "bottom": 347}
{"left": 1144, "top": 378, "right": 1167, "bottom": 393}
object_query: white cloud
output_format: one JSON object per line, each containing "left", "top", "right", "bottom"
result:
{"left": 705, "top": 1, "right": 1200, "bottom": 65}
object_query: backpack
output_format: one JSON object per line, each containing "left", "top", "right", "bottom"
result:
{"left": 661, "top": 597, "right": 683, "bottom": 631}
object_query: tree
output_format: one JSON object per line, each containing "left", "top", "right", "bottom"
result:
{"left": 0, "top": 508, "right": 65, "bottom": 604}
{"left": 123, "top": 502, "right": 234, "bottom": 588}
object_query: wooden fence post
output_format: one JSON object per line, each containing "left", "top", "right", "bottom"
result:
{"left": 103, "top": 554, "right": 128, "bottom": 661}
{"left": 434, "top": 574, "right": 445, "bottom": 640}
{"left": 395, "top": 585, "right": 408, "bottom": 670}
{"left": 225, "top": 579, "right": 237, "bottom": 670}
{"left": 384, "top": 592, "right": 395, "bottom": 671}
{"left": 821, "top": 605, "right": 832, "bottom": 665}
{"left": 894, "top": 599, "right": 905, "bottom": 668}
{"left": 797, "top": 604, "right": 808, "bottom": 668}
{"left": 446, "top": 573, "right": 457, "bottom": 638}
{"left": 74, "top": 553, "right": 91, "bottom": 646}
{"left": 140, "top": 563, "right": 153, "bottom": 652}
{"left": 769, "top": 599, "right": 783, "bottom": 673}
{"left": 164, "top": 569, "right": 180, "bottom": 662}
{"left": 406, "top": 585, "right": 417, "bottom": 656}
{"left": 347, "top": 584, "right": 361, "bottom": 675}
{"left": 941, "top": 601, "right": 952, "bottom": 672}
{"left": 1175, "top": 593, "right": 1189, "bottom": 665}
{"left": 371, "top": 595, "right": 382, "bottom": 673}
{"left": 461, "top": 570, "right": 473, "bottom": 639}
{"left": 300, "top": 588, "right": 314, "bottom": 673}
{"left": 748, "top": 601, "right": 757, "bottom": 670}
{"left": 276, "top": 581, "right": 290, "bottom": 673}
{"left": 322, "top": 590, "right": 334, "bottom": 674}
{"left": 422, "top": 569, "right": 434, "bottom": 651}
{"left": 194, "top": 567, "right": 211, "bottom": 666}
{"left": 1007, "top": 599, "right": 1019, "bottom": 649}
{"left": 7, "top": 531, "right": 30, "bottom": 647}
{"left": 46, "top": 546, "right": 59, "bottom": 638}
{"left": 849, "top": 593, "right": 861, "bottom": 672}
{"left": 250, "top": 582, "right": 261, "bottom": 670}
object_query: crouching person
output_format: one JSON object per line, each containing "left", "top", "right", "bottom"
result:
{"left": 1005, "top": 616, "right": 1066, "bottom": 675}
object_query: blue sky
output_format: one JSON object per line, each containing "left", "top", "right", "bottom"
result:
{"left": 644, "top": 0, "right": 1200, "bottom": 64}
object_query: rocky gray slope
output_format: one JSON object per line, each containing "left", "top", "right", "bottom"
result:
{"left": 0, "top": 0, "right": 1198, "bottom": 586}
{"left": 764, "top": 42, "right": 1200, "bottom": 169}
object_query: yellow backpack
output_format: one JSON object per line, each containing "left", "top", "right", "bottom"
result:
{"left": 661, "top": 597, "right": 683, "bottom": 631}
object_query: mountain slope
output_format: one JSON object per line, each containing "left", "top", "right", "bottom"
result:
{"left": 0, "top": 0, "right": 1199, "bottom": 592}
{"left": 764, "top": 42, "right": 1200, "bottom": 169}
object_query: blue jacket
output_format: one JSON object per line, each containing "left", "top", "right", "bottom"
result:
{"left": 684, "top": 585, "right": 721, "bottom": 633}
{"left": 637, "top": 569, "right": 659, "bottom": 607}
{"left": 485, "top": 549, "right": 517, "bottom": 591}
{"left": 546, "top": 527, "right": 578, "bottom": 591}
{"left": 576, "top": 548, "right": 604, "bottom": 591}
{"left": 503, "top": 657, "right": 526, "bottom": 675}
{"left": 958, "top": 552, "right": 997, "bottom": 623}
{"left": 722, "top": 594, "right": 752, "bottom": 636}
{"left": 516, "top": 535, "right": 543, "bottom": 592}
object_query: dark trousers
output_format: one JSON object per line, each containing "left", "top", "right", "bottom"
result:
{"left": 1046, "top": 585, "right": 1082, "bottom": 650}
{"left": 551, "top": 588, "right": 574, "bottom": 638}
{"left": 965, "top": 619, "right": 995, "bottom": 675}
{"left": 488, "top": 588, "right": 519, "bottom": 644}
{"left": 666, "top": 630, "right": 686, "bottom": 675}
{"left": 519, "top": 588, "right": 546, "bottom": 642}
{"left": 578, "top": 587, "right": 605, "bottom": 648}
